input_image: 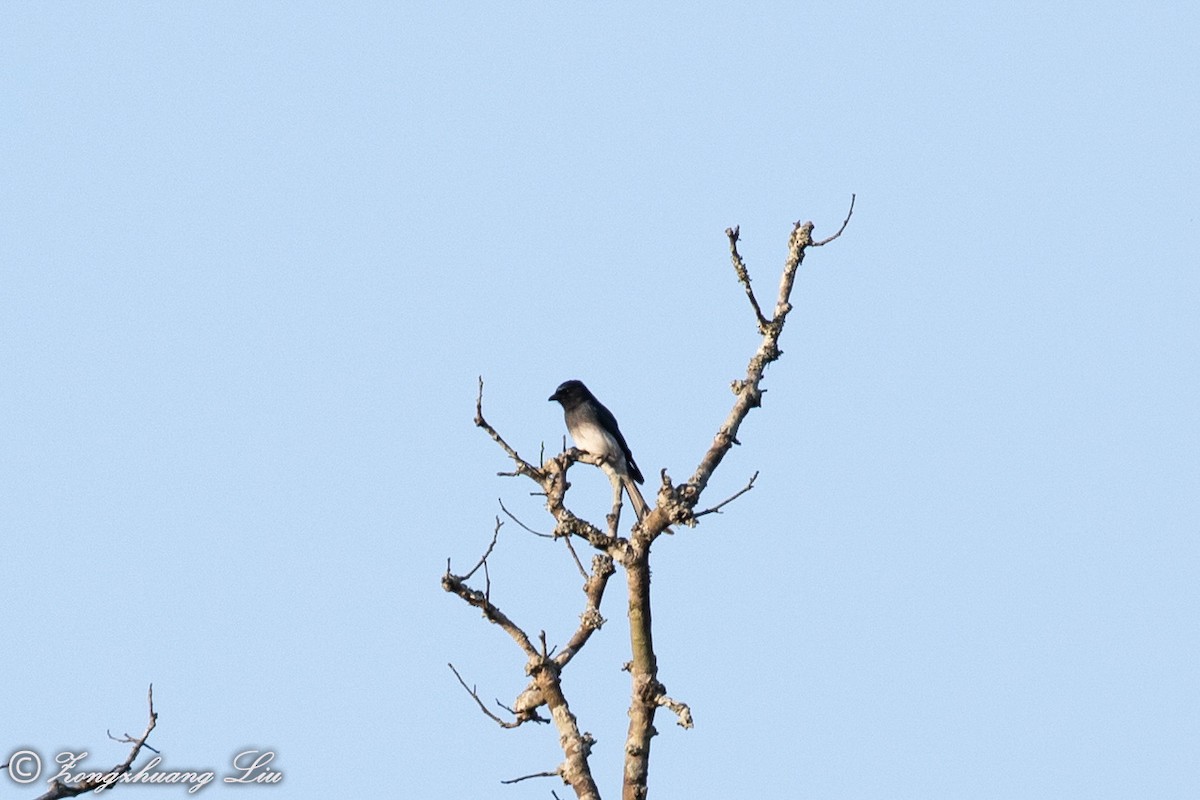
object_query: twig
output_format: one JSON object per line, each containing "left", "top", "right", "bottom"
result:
{"left": 693, "top": 471, "right": 758, "bottom": 518}
{"left": 447, "top": 663, "right": 526, "bottom": 729}
{"left": 475, "top": 377, "right": 542, "bottom": 480}
{"left": 496, "top": 683, "right": 551, "bottom": 725}
{"left": 497, "top": 497, "right": 586, "bottom": 578}
{"left": 463, "top": 518, "right": 501, "bottom": 581}
{"left": 813, "top": 193, "right": 856, "bottom": 246}
{"left": 499, "top": 498, "right": 552, "bottom": 538}
{"left": 106, "top": 727, "right": 159, "bottom": 755}
{"left": 727, "top": 225, "right": 771, "bottom": 333}
{"left": 501, "top": 769, "right": 562, "bottom": 785}
{"left": 561, "top": 535, "right": 588, "bottom": 580}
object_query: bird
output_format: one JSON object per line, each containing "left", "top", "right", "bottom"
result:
{"left": 548, "top": 379, "right": 650, "bottom": 521}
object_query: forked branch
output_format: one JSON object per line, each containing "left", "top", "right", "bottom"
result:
{"left": 35, "top": 686, "right": 158, "bottom": 800}
{"left": 688, "top": 200, "right": 853, "bottom": 500}
{"left": 621, "top": 210, "right": 849, "bottom": 800}
{"left": 447, "top": 663, "right": 546, "bottom": 728}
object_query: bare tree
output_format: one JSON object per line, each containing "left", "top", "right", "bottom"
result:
{"left": 443, "top": 203, "right": 854, "bottom": 800}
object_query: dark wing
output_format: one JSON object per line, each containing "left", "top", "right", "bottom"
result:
{"left": 593, "top": 399, "right": 644, "bottom": 484}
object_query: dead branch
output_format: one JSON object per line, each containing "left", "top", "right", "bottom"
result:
{"left": 726, "top": 225, "right": 770, "bottom": 333}
{"left": 107, "top": 729, "right": 159, "bottom": 755}
{"left": 561, "top": 534, "right": 589, "bottom": 579}
{"left": 463, "top": 518, "right": 501, "bottom": 582}
{"left": 693, "top": 472, "right": 758, "bottom": 519}
{"left": 501, "top": 682, "right": 550, "bottom": 723}
{"left": 685, "top": 217, "right": 827, "bottom": 501}
{"left": 620, "top": 217, "right": 845, "bottom": 800}
{"left": 442, "top": 533, "right": 539, "bottom": 660}
{"left": 502, "top": 769, "right": 563, "bottom": 785}
{"left": 534, "top": 674, "right": 600, "bottom": 800}
{"left": 540, "top": 453, "right": 626, "bottom": 557}
{"left": 499, "top": 498, "right": 552, "bottom": 538}
{"left": 475, "top": 377, "right": 542, "bottom": 481}
{"left": 441, "top": 573, "right": 536, "bottom": 656}
{"left": 448, "top": 663, "right": 545, "bottom": 728}
{"left": 36, "top": 685, "right": 157, "bottom": 800}
{"left": 448, "top": 397, "right": 617, "bottom": 799}
{"left": 813, "top": 193, "right": 856, "bottom": 246}
{"left": 555, "top": 554, "right": 616, "bottom": 668}
{"left": 656, "top": 693, "right": 694, "bottom": 730}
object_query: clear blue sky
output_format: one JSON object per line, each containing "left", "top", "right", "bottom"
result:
{"left": 3, "top": 3, "right": 1197, "bottom": 798}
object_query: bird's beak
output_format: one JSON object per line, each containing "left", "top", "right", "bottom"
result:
{"left": 547, "top": 391, "right": 559, "bottom": 402}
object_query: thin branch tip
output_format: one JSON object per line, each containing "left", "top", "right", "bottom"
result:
{"left": 448, "top": 663, "right": 527, "bottom": 729}
{"left": 814, "top": 193, "right": 856, "bottom": 246}
{"left": 501, "top": 769, "right": 562, "bottom": 785}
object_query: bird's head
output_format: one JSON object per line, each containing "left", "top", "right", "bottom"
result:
{"left": 548, "top": 379, "right": 588, "bottom": 406}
